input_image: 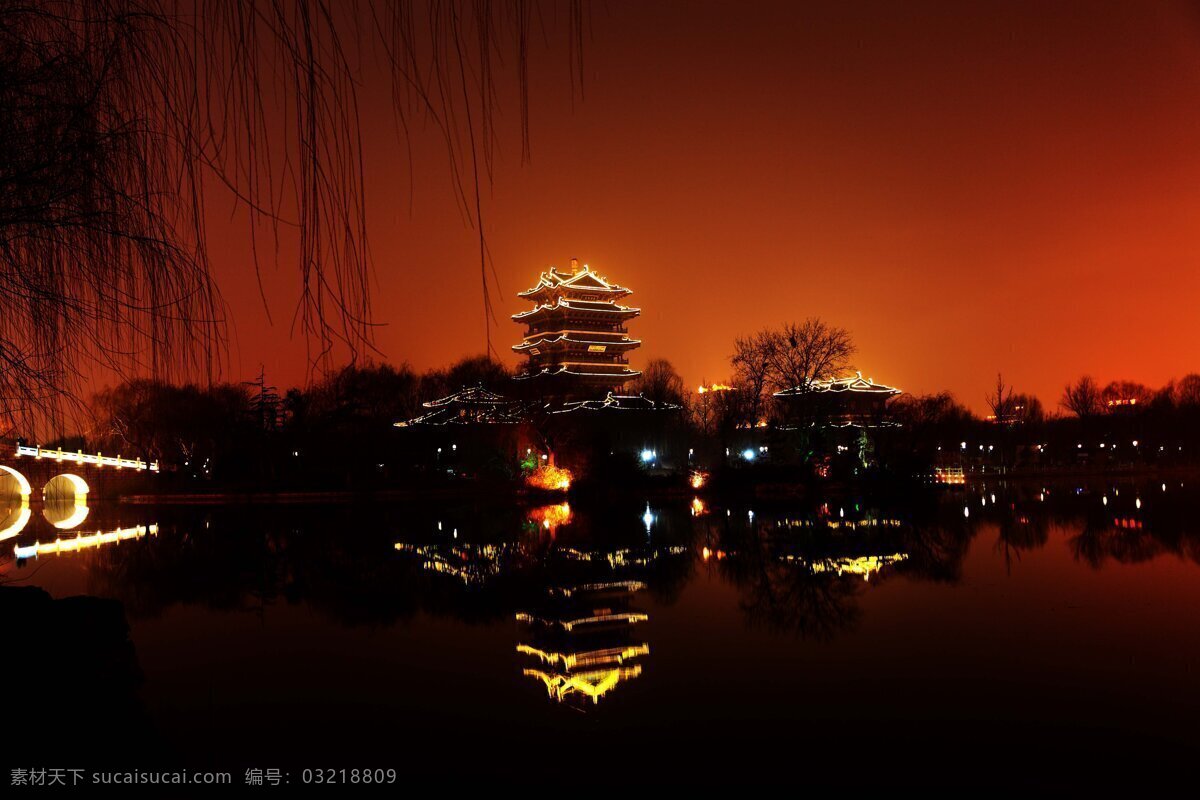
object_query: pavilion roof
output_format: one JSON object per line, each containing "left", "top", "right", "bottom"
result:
{"left": 550, "top": 392, "right": 682, "bottom": 414}
{"left": 514, "top": 365, "right": 642, "bottom": 381}
{"left": 394, "top": 384, "right": 522, "bottom": 426}
{"left": 773, "top": 372, "right": 902, "bottom": 397}
{"left": 512, "top": 333, "right": 641, "bottom": 351}
{"left": 517, "top": 265, "right": 629, "bottom": 298}
{"left": 512, "top": 298, "right": 640, "bottom": 321}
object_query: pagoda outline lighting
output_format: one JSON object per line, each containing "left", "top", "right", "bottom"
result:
{"left": 512, "top": 257, "right": 642, "bottom": 400}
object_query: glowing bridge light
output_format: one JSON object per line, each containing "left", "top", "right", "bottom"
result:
{"left": 640, "top": 449, "right": 656, "bottom": 463}
{"left": 16, "top": 445, "right": 158, "bottom": 472}
{"left": 741, "top": 448, "right": 756, "bottom": 461}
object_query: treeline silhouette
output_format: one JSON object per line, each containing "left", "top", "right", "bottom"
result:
{"left": 54, "top": 348, "right": 1200, "bottom": 490}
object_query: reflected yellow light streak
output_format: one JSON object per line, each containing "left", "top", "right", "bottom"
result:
{"left": 549, "top": 580, "right": 645, "bottom": 598}
{"left": 517, "top": 643, "right": 649, "bottom": 671}
{"left": 13, "top": 524, "right": 158, "bottom": 559}
{"left": 516, "top": 610, "right": 649, "bottom": 632}
{"left": 523, "top": 666, "right": 643, "bottom": 704}
{"left": 784, "top": 553, "right": 908, "bottom": 581}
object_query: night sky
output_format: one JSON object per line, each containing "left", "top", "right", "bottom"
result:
{"left": 207, "top": 1, "right": 1200, "bottom": 410}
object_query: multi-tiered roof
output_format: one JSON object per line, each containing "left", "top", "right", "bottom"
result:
{"left": 512, "top": 258, "right": 641, "bottom": 398}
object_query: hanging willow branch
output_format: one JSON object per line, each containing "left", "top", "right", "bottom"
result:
{"left": 0, "top": 0, "right": 584, "bottom": 436}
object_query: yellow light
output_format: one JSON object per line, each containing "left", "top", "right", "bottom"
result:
{"left": 690, "top": 470, "right": 708, "bottom": 490}
{"left": 517, "top": 643, "right": 649, "bottom": 671}
{"left": 526, "top": 464, "right": 572, "bottom": 492}
{"left": 14, "top": 524, "right": 158, "bottom": 559}
{"left": 16, "top": 445, "right": 157, "bottom": 472}
{"left": 528, "top": 502, "right": 572, "bottom": 533}
{"left": 523, "top": 666, "right": 643, "bottom": 704}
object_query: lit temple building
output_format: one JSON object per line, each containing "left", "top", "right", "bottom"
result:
{"left": 394, "top": 385, "right": 520, "bottom": 427}
{"left": 774, "top": 372, "right": 902, "bottom": 427}
{"left": 513, "top": 258, "right": 641, "bottom": 400}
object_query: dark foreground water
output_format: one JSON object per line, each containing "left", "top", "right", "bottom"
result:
{"left": 3, "top": 479, "right": 1200, "bottom": 788}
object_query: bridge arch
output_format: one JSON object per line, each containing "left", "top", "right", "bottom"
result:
{"left": 42, "top": 474, "right": 90, "bottom": 530}
{"left": 0, "top": 464, "right": 32, "bottom": 498}
{"left": 0, "top": 465, "right": 31, "bottom": 541}
{"left": 44, "top": 473, "right": 89, "bottom": 502}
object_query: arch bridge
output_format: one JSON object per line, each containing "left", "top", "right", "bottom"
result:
{"left": 0, "top": 444, "right": 159, "bottom": 541}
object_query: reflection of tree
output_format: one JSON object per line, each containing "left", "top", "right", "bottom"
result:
{"left": 81, "top": 501, "right": 696, "bottom": 629}
{"left": 730, "top": 559, "right": 862, "bottom": 643}
{"left": 899, "top": 521, "right": 974, "bottom": 583}
{"left": 1070, "top": 517, "right": 1169, "bottom": 568}
{"left": 994, "top": 514, "right": 1049, "bottom": 575}
{"left": 710, "top": 519, "right": 864, "bottom": 642}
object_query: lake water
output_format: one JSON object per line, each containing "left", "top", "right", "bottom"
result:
{"left": 4, "top": 479, "right": 1199, "bottom": 787}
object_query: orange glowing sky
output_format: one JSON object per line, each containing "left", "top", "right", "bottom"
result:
{"left": 208, "top": 1, "right": 1200, "bottom": 411}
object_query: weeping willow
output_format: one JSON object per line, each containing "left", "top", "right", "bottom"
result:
{"left": 0, "top": 0, "right": 582, "bottom": 435}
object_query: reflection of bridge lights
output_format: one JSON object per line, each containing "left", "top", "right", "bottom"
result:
{"left": 45, "top": 500, "right": 89, "bottom": 530}
{"left": 14, "top": 524, "right": 158, "bottom": 559}
{"left": 690, "top": 470, "right": 707, "bottom": 490}
{"left": 0, "top": 502, "right": 31, "bottom": 542}
{"left": 691, "top": 497, "right": 706, "bottom": 517}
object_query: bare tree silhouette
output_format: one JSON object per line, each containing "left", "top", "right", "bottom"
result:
{"left": 0, "top": 0, "right": 583, "bottom": 434}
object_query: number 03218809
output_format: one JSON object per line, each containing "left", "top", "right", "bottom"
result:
{"left": 301, "top": 769, "right": 397, "bottom": 784}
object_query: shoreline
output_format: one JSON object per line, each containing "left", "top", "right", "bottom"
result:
{"left": 117, "top": 465, "right": 1200, "bottom": 505}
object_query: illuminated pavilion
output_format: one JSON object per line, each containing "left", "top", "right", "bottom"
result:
{"left": 513, "top": 258, "right": 641, "bottom": 400}
{"left": 774, "top": 372, "right": 902, "bottom": 427}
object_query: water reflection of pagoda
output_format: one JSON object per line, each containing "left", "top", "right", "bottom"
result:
{"left": 512, "top": 258, "right": 641, "bottom": 399}
{"left": 391, "top": 503, "right": 690, "bottom": 708}
{"left": 516, "top": 580, "right": 650, "bottom": 706}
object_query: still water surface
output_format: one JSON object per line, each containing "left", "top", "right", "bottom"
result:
{"left": 5, "top": 480, "right": 1199, "bottom": 786}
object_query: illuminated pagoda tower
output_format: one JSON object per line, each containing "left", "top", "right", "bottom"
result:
{"left": 513, "top": 258, "right": 641, "bottom": 400}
